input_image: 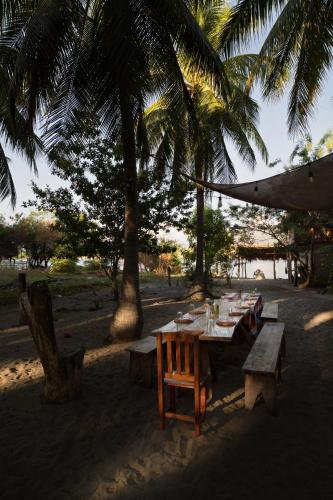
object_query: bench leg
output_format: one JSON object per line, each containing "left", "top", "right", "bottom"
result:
{"left": 281, "top": 335, "right": 287, "bottom": 357}
{"left": 262, "top": 376, "right": 277, "bottom": 415}
{"left": 141, "top": 353, "right": 154, "bottom": 388}
{"left": 244, "top": 373, "right": 263, "bottom": 410}
{"left": 129, "top": 352, "right": 141, "bottom": 381}
{"left": 245, "top": 373, "right": 277, "bottom": 415}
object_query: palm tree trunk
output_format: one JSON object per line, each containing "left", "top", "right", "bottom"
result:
{"left": 189, "top": 153, "right": 206, "bottom": 301}
{"left": 108, "top": 92, "right": 143, "bottom": 341}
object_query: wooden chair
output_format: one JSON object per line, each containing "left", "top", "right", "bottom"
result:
{"left": 156, "top": 330, "right": 207, "bottom": 436}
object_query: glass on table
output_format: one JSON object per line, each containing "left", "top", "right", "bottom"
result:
{"left": 207, "top": 318, "right": 214, "bottom": 335}
{"left": 188, "top": 303, "right": 195, "bottom": 315}
{"left": 175, "top": 311, "right": 183, "bottom": 330}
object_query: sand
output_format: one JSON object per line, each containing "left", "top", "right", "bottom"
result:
{"left": 0, "top": 279, "right": 333, "bottom": 500}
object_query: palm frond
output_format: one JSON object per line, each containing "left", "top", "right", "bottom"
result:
{"left": 0, "top": 142, "right": 16, "bottom": 206}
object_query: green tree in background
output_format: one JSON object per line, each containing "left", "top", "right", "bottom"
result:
{"left": 269, "top": 130, "right": 333, "bottom": 170}
{"left": 145, "top": 0, "right": 267, "bottom": 299}
{"left": 184, "top": 206, "right": 233, "bottom": 281}
{"left": 28, "top": 118, "right": 193, "bottom": 302}
{"left": 0, "top": 212, "right": 59, "bottom": 268}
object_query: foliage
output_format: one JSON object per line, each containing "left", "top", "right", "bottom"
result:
{"left": 82, "top": 259, "right": 102, "bottom": 272}
{"left": 144, "top": 0, "right": 268, "bottom": 183}
{"left": 0, "top": 212, "right": 59, "bottom": 267}
{"left": 0, "top": 268, "right": 110, "bottom": 306}
{"left": 1, "top": 0, "right": 227, "bottom": 338}
{"left": 0, "top": 59, "right": 42, "bottom": 206}
{"left": 228, "top": 204, "right": 288, "bottom": 249}
{"left": 139, "top": 238, "right": 183, "bottom": 273}
{"left": 27, "top": 116, "right": 193, "bottom": 273}
{"left": 221, "top": 0, "right": 333, "bottom": 133}
{"left": 50, "top": 258, "right": 77, "bottom": 274}
{"left": 269, "top": 130, "right": 333, "bottom": 170}
{"left": 184, "top": 206, "right": 233, "bottom": 275}
{"left": 143, "top": 0, "right": 267, "bottom": 295}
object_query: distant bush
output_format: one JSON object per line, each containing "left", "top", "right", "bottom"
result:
{"left": 82, "top": 259, "right": 101, "bottom": 271}
{"left": 50, "top": 258, "right": 77, "bottom": 274}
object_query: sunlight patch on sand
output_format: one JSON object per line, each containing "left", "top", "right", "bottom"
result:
{"left": 207, "top": 387, "right": 245, "bottom": 414}
{"left": 304, "top": 310, "right": 333, "bottom": 331}
{"left": 272, "top": 298, "right": 288, "bottom": 304}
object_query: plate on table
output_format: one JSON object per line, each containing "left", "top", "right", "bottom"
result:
{"left": 229, "top": 311, "right": 243, "bottom": 317}
{"left": 216, "top": 320, "right": 236, "bottom": 328}
{"left": 191, "top": 309, "right": 205, "bottom": 315}
{"left": 174, "top": 318, "right": 194, "bottom": 324}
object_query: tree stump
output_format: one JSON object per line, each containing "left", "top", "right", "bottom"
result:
{"left": 20, "top": 281, "right": 85, "bottom": 403}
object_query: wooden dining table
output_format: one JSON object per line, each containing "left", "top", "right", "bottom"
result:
{"left": 151, "top": 292, "right": 263, "bottom": 398}
{"left": 151, "top": 292, "right": 263, "bottom": 343}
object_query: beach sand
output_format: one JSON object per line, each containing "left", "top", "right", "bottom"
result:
{"left": 0, "top": 279, "right": 332, "bottom": 500}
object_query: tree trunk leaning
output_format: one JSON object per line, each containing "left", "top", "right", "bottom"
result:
{"left": 109, "top": 92, "right": 143, "bottom": 341}
{"left": 20, "top": 281, "right": 85, "bottom": 402}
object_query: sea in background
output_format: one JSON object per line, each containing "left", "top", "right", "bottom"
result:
{"left": 234, "top": 259, "right": 286, "bottom": 280}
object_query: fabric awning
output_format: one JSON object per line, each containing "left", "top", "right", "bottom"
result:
{"left": 192, "top": 153, "right": 333, "bottom": 210}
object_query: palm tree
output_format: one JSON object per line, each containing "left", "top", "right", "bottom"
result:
{"left": 221, "top": 0, "right": 333, "bottom": 134}
{"left": 145, "top": 0, "right": 267, "bottom": 299}
{"left": 0, "top": 63, "right": 41, "bottom": 206}
{"left": 1, "top": 1, "right": 224, "bottom": 339}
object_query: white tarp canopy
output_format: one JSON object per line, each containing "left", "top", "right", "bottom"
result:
{"left": 193, "top": 153, "right": 333, "bottom": 210}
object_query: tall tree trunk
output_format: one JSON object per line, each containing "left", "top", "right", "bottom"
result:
{"left": 108, "top": 93, "right": 143, "bottom": 341}
{"left": 287, "top": 252, "right": 292, "bottom": 282}
{"left": 189, "top": 153, "right": 206, "bottom": 301}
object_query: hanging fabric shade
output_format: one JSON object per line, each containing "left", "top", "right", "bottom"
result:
{"left": 191, "top": 152, "right": 333, "bottom": 210}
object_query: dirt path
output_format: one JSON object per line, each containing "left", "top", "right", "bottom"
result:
{"left": 0, "top": 279, "right": 332, "bottom": 500}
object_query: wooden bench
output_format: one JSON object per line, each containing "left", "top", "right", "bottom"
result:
{"left": 242, "top": 322, "right": 286, "bottom": 414}
{"left": 261, "top": 302, "right": 278, "bottom": 322}
{"left": 126, "top": 336, "right": 161, "bottom": 388}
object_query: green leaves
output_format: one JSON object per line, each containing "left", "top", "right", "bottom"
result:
{"left": 29, "top": 116, "right": 193, "bottom": 263}
{"left": 220, "top": 1, "right": 333, "bottom": 134}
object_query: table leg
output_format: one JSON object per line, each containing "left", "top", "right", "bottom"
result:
{"left": 200, "top": 343, "right": 213, "bottom": 401}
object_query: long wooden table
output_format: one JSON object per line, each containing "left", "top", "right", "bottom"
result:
{"left": 151, "top": 293, "right": 262, "bottom": 398}
{"left": 152, "top": 293, "right": 262, "bottom": 343}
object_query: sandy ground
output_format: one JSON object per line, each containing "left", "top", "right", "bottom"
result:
{"left": 0, "top": 278, "right": 333, "bottom": 500}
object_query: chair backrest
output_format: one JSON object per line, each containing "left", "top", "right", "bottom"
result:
{"left": 156, "top": 330, "right": 202, "bottom": 384}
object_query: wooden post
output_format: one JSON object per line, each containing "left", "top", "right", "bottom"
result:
{"left": 273, "top": 250, "right": 277, "bottom": 280}
{"left": 167, "top": 266, "right": 171, "bottom": 287}
{"left": 294, "top": 258, "right": 298, "bottom": 286}
{"left": 20, "top": 281, "right": 85, "bottom": 402}
{"left": 287, "top": 253, "right": 292, "bottom": 282}
{"left": 18, "top": 272, "right": 27, "bottom": 325}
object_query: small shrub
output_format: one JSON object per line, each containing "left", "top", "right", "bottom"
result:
{"left": 50, "top": 258, "right": 77, "bottom": 274}
{"left": 82, "top": 259, "right": 101, "bottom": 272}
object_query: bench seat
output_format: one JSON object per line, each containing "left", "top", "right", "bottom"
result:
{"left": 261, "top": 302, "right": 278, "bottom": 322}
{"left": 126, "top": 336, "right": 162, "bottom": 387}
{"left": 242, "top": 322, "right": 285, "bottom": 414}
